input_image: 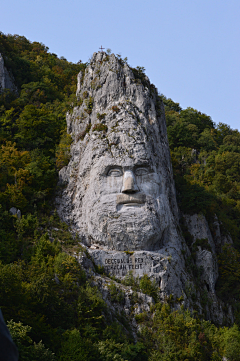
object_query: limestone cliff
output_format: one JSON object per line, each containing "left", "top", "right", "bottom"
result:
{"left": 56, "top": 52, "right": 233, "bottom": 325}
{"left": 0, "top": 53, "right": 16, "bottom": 93}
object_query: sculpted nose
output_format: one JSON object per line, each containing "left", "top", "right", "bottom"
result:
{"left": 121, "top": 170, "right": 139, "bottom": 193}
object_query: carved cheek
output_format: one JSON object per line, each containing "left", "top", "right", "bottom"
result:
{"left": 102, "top": 176, "right": 123, "bottom": 194}
{"left": 137, "top": 174, "right": 161, "bottom": 198}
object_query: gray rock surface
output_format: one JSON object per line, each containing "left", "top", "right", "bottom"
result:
{"left": 76, "top": 250, "right": 156, "bottom": 340}
{"left": 183, "top": 213, "right": 234, "bottom": 324}
{"left": 0, "top": 53, "right": 16, "bottom": 93}
{"left": 184, "top": 213, "right": 216, "bottom": 251}
{"left": 56, "top": 52, "right": 233, "bottom": 324}
{"left": 9, "top": 207, "right": 21, "bottom": 219}
{"left": 57, "top": 51, "right": 180, "bottom": 252}
{"left": 195, "top": 249, "right": 218, "bottom": 293}
{"left": 89, "top": 249, "right": 186, "bottom": 299}
{"left": 184, "top": 213, "right": 218, "bottom": 292}
{"left": 56, "top": 51, "right": 189, "bottom": 299}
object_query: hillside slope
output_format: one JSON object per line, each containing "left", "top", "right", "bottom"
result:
{"left": 1, "top": 33, "right": 240, "bottom": 360}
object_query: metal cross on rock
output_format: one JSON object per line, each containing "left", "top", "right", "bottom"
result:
{"left": 99, "top": 45, "right": 105, "bottom": 52}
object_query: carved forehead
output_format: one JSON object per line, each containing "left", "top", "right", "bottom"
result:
{"left": 77, "top": 114, "right": 167, "bottom": 178}
{"left": 92, "top": 152, "right": 151, "bottom": 173}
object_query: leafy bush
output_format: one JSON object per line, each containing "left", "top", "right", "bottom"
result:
{"left": 92, "top": 123, "right": 108, "bottom": 132}
{"left": 223, "top": 324, "right": 240, "bottom": 361}
{"left": 7, "top": 320, "right": 55, "bottom": 361}
{"left": 59, "top": 329, "right": 98, "bottom": 361}
{"left": 98, "top": 339, "right": 148, "bottom": 361}
{"left": 96, "top": 112, "right": 106, "bottom": 120}
{"left": 56, "top": 131, "right": 72, "bottom": 170}
{"left": 84, "top": 97, "right": 93, "bottom": 114}
{"left": 108, "top": 281, "right": 125, "bottom": 304}
{"left": 139, "top": 275, "right": 159, "bottom": 303}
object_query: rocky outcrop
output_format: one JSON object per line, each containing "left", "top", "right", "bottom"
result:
{"left": 0, "top": 53, "right": 16, "bottom": 93}
{"left": 58, "top": 51, "right": 179, "bottom": 250}
{"left": 56, "top": 51, "right": 189, "bottom": 300}
{"left": 77, "top": 250, "right": 155, "bottom": 340}
{"left": 56, "top": 52, "right": 234, "bottom": 325}
{"left": 184, "top": 213, "right": 218, "bottom": 293}
{"left": 9, "top": 207, "right": 21, "bottom": 219}
{"left": 183, "top": 213, "right": 234, "bottom": 324}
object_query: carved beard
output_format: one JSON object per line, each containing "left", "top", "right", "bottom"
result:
{"left": 86, "top": 195, "right": 170, "bottom": 251}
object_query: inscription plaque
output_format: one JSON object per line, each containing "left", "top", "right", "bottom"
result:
{"left": 89, "top": 249, "right": 166, "bottom": 281}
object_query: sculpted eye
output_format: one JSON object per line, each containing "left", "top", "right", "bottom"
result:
{"left": 107, "top": 168, "right": 122, "bottom": 177}
{"left": 135, "top": 167, "right": 149, "bottom": 176}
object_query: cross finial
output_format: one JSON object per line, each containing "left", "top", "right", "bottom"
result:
{"left": 99, "top": 45, "right": 105, "bottom": 52}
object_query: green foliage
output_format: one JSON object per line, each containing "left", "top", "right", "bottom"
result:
{"left": 76, "top": 123, "right": 91, "bottom": 141}
{"left": 121, "top": 273, "right": 159, "bottom": 303}
{"left": 96, "top": 112, "right": 106, "bottom": 120}
{"left": 7, "top": 320, "right": 55, "bottom": 361}
{"left": 0, "top": 32, "right": 86, "bottom": 214}
{"left": 1, "top": 35, "right": 240, "bottom": 360}
{"left": 0, "top": 206, "right": 20, "bottom": 263}
{"left": 130, "top": 66, "right": 150, "bottom": 89}
{"left": 160, "top": 94, "right": 182, "bottom": 112}
{"left": 0, "top": 211, "right": 137, "bottom": 358}
{"left": 174, "top": 176, "right": 215, "bottom": 215}
{"left": 84, "top": 96, "right": 93, "bottom": 114}
{"left": 223, "top": 324, "right": 240, "bottom": 361}
{"left": 141, "top": 303, "right": 240, "bottom": 361}
{"left": 15, "top": 213, "right": 39, "bottom": 239}
{"left": 98, "top": 339, "right": 148, "bottom": 361}
{"left": 108, "top": 281, "right": 125, "bottom": 304}
{"left": 122, "top": 271, "right": 140, "bottom": 291}
{"left": 82, "top": 91, "right": 88, "bottom": 99}
{"left": 165, "top": 96, "right": 240, "bottom": 319}
{"left": 216, "top": 245, "right": 240, "bottom": 301}
{"left": 124, "top": 250, "right": 134, "bottom": 256}
{"left": 92, "top": 123, "right": 108, "bottom": 132}
{"left": 59, "top": 329, "right": 98, "bottom": 361}
{"left": 165, "top": 97, "right": 240, "bottom": 245}
{"left": 139, "top": 275, "right": 159, "bottom": 303}
{"left": 56, "top": 130, "right": 72, "bottom": 170}
{"left": 194, "top": 238, "right": 212, "bottom": 252}
{"left": 135, "top": 312, "right": 148, "bottom": 324}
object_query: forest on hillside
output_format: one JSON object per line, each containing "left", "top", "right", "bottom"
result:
{"left": 1, "top": 32, "right": 240, "bottom": 360}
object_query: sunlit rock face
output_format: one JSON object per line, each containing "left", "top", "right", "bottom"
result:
{"left": 57, "top": 51, "right": 180, "bottom": 252}
{"left": 56, "top": 52, "right": 234, "bottom": 323}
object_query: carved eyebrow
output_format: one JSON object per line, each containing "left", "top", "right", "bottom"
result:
{"left": 134, "top": 162, "right": 151, "bottom": 169}
{"left": 135, "top": 162, "right": 149, "bottom": 167}
{"left": 104, "top": 165, "right": 123, "bottom": 176}
{"left": 103, "top": 162, "right": 151, "bottom": 176}
{"left": 134, "top": 163, "right": 153, "bottom": 174}
{"left": 107, "top": 168, "right": 123, "bottom": 176}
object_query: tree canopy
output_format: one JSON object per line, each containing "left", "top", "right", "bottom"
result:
{"left": 0, "top": 34, "right": 240, "bottom": 360}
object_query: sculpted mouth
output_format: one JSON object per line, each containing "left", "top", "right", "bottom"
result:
{"left": 116, "top": 193, "right": 146, "bottom": 205}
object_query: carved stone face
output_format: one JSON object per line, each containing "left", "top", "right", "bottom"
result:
{"left": 58, "top": 52, "right": 179, "bottom": 252}
{"left": 80, "top": 142, "right": 171, "bottom": 251}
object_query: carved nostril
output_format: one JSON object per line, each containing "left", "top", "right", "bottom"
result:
{"left": 121, "top": 170, "right": 139, "bottom": 193}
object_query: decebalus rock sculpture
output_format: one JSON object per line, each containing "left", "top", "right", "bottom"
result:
{"left": 56, "top": 52, "right": 233, "bottom": 324}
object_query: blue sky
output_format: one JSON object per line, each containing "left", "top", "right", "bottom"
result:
{"left": 1, "top": 0, "right": 240, "bottom": 129}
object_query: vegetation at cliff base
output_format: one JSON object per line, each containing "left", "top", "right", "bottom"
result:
{"left": 162, "top": 94, "right": 240, "bottom": 328}
{"left": 1, "top": 33, "right": 240, "bottom": 360}
{"left": 163, "top": 95, "right": 240, "bottom": 245}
